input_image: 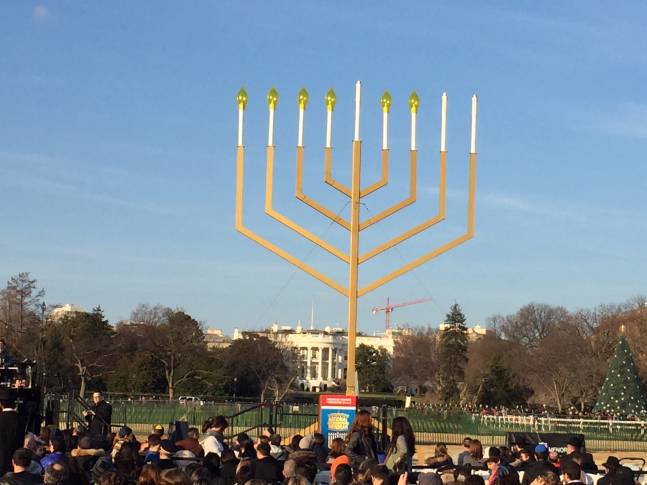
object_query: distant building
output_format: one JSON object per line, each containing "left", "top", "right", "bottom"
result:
{"left": 232, "top": 323, "right": 409, "bottom": 392}
{"left": 438, "top": 323, "right": 494, "bottom": 341}
{"left": 204, "top": 328, "right": 231, "bottom": 349}
{"left": 48, "top": 304, "right": 86, "bottom": 322}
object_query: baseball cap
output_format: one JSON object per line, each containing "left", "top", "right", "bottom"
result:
{"left": 118, "top": 426, "right": 133, "bottom": 438}
{"left": 534, "top": 444, "right": 548, "bottom": 454}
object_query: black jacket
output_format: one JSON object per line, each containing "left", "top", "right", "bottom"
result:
{"left": 0, "top": 411, "right": 23, "bottom": 476}
{"left": 345, "top": 430, "right": 378, "bottom": 466}
{"left": 255, "top": 457, "right": 282, "bottom": 483}
{"left": 597, "top": 467, "right": 635, "bottom": 485}
{"left": 521, "top": 460, "right": 560, "bottom": 485}
{"left": 0, "top": 471, "right": 42, "bottom": 485}
{"left": 561, "top": 452, "right": 598, "bottom": 474}
{"left": 86, "top": 401, "right": 112, "bottom": 437}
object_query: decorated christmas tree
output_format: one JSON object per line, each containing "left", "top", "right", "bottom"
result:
{"left": 593, "top": 329, "right": 647, "bottom": 417}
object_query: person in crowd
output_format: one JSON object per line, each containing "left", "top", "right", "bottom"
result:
{"left": 560, "top": 438, "right": 597, "bottom": 475}
{"left": 235, "top": 460, "right": 255, "bottom": 485}
{"left": 424, "top": 442, "right": 452, "bottom": 470}
{"left": 115, "top": 441, "right": 143, "bottom": 483}
{"left": 521, "top": 445, "right": 559, "bottom": 485}
{"left": 529, "top": 471, "right": 558, "bottom": 485}
{"left": 286, "top": 437, "right": 303, "bottom": 455}
{"left": 561, "top": 462, "right": 584, "bottom": 485}
{"left": 485, "top": 452, "right": 518, "bottom": 485}
{"left": 159, "top": 468, "right": 191, "bottom": 485}
{"left": 41, "top": 434, "right": 67, "bottom": 471}
{"left": 201, "top": 452, "right": 221, "bottom": 478}
{"left": 200, "top": 416, "right": 229, "bottom": 458}
{"left": 333, "top": 464, "right": 353, "bottom": 485}
{"left": 175, "top": 427, "right": 203, "bottom": 458}
{"left": 282, "top": 459, "right": 297, "bottom": 482}
{"left": 269, "top": 435, "right": 288, "bottom": 463}
{"left": 22, "top": 433, "right": 45, "bottom": 475}
{"left": 462, "top": 439, "right": 485, "bottom": 468}
{"left": 254, "top": 442, "right": 281, "bottom": 484}
{"left": 328, "top": 438, "right": 349, "bottom": 480}
{"left": 512, "top": 448, "right": 534, "bottom": 473}
{"left": 158, "top": 440, "right": 178, "bottom": 470}
{"left": 145, "top": 435, "right": 162, "bottom": 466}
{"left": 311, "top": 434, "right": 328, "bottom": 468}
{"left": 0, "top": 448, "right": 41, "bottom": 485}
{"left": 286, "top": 478, "right": 310, "bottom": 485}
{"left": 384, "top": 417, "right": 416, "bottom": 472}
{"left": 236, "top": 434, "right": 256, "bottom": 461}
{"left": 113, "top": 426, "right": 136, "bottom": 460}
{"left": 369, "top": 465, "right": 390, "bottom": 485}
{"left": 345, "top": 410, "right": 378, "bottom": 467}
{"left": 457, "top": 437, "right": 473, "bottom": 466}
{"left": 137, "top": 464, "right": 161, "bottom": 485}
{"left": 221, "top": 449, "right": 240, "bottom": 485}
{"left": 464, "top": 476, "right": 486, "bottom": 485}
{"left": 597, "top": 456, "right": 634, "bottom": 485}
{"left": 70, "top": 435, "right": 105, "bottom": 484}
{"left": 84, "top": 392, "right": 112, "bottom": 439}
{"left": 152, "top": 426, "right": 165, "bottom": 439}
{"left": 0, "top": 392, "right": 22, "bottom": 476}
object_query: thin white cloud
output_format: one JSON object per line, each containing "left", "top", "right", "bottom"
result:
{"left": 32, "top": 5, "right": 49, "bottom": 23}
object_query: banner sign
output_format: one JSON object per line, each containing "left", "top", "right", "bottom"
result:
{"left": 319, "top": 394, "right": 357, "bottom": 447}
{"left": 506, "top": 432, "right": 586, "bottom": 455}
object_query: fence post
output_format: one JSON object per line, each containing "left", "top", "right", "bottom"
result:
{"left": 380, "top": 405, "right": 389, "bottom": 452}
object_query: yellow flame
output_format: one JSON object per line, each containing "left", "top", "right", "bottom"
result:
{"left": 267, "top": 87, "right": 279, "bottom": 109}
{"left": 381, "top": 91, "right": 392, "bottom": 113}
{"left": 298, "top": 88, "right": 309, "bottom": 109}
{"left": 409, "top": 91, "right": 420, "bottom": 113}
{"left": 236, "top": 88, "right": 248, "bottom": 110}
{"left": 325, "top": 88, "right": 336, "bottom": 111}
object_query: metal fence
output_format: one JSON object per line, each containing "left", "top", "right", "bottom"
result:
{"left": 53, "top": 397, "right": 647, "bottom": 452}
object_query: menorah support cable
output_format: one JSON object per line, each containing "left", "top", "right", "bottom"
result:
{"left": 234, "top": 83, "right": 478, "bottom": 396}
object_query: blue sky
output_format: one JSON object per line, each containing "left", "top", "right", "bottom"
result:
{"left": 1, "top": 1, "right": 646, "bottom": 334}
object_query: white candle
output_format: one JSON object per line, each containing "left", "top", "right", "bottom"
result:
{"left": 382, "top": 110, "right": 388, "bottom": 150}
{"left": 470, "top": 94, "right": 478, "bottom": 154}
{"left": 325, "top": 109, "right": 332, "bottom": 148}
{"left": 410, "top": 111, "right": 417, "bottom": 151}
{"left": 297, "top": 107, "right": 304, "bottom": 147}
{"left": 354, "top": 80, "right": 361, "bottom": 141}
{"left": 268, "top": 108, "right": 275, "bottom": 147}
{"left": 440, "top": 92, "right": 447, "bottom": 152}
{"left": 237, "top": 107, "right": 244, "bottom": 147}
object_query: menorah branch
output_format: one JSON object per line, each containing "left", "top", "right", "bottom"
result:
{"left": 357, "top": 152, "right": 476, "bottom": 296}
{"left": 324, "top": 147, "right": 352, "bottom": 196}
{"left": 265, "top": 147, "right": 349, "bottom": 263}
{"left": 359, "top": 149, "right": 389, "bottom": 197}
{"left": 359, "top": 150, "right": 417, "bottom": 231}
{"left": 359, "top": 150, "right": 447, "bottom": 263}
{"left": 235, "top": 146, "right": 348, "bottom": 296}
{"left": 295, "top": 148, "right": 351, "bottom": 230}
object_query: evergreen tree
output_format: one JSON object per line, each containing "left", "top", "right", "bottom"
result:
{"left": 593, "top": 332, "right": 647, "bottom": 417}
{"left": 479, "top": 354, "right": 527, "bottom": 407}
{"left": 356, "top": 344, "right": 393, "bottom": 393}
{"left": 437, "top": 303, "right": 469, "bottom": 403}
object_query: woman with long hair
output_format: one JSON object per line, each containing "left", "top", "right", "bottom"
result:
{"left": 384, "top": 416, "right": 416, "bottom": 472}
{"left": 462, "top": 439, "right": 485, "bottom": 468}
{"left": 345, "top": 410, "right": 378, "bottom": 467}
{"left": 137, "top": 464, "right": 161, "bottom": 485}
{"left": 424, "top": 442, "right": 453, "bottom": 469}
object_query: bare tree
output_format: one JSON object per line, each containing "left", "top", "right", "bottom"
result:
{"left": 130, "top": 304, "right": 174, "bottom": 326}
{"left": 497, "top": 303, "right": 571, "bottom": 349}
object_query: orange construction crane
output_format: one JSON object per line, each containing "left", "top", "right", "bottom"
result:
{"left": 371, "top": 296, "right": 432, "bottom": 330}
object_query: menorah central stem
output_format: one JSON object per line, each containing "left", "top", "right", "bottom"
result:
{"left": 346, "top": 140, "right": 362, "bottom": 396}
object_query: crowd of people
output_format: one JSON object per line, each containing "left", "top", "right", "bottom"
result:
{"left": 0, "top": 391, "right": 641, "bottom": 485}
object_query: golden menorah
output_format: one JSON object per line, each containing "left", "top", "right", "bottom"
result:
{"left": 235, "top": 81, "right": 478, "bottom": 396}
